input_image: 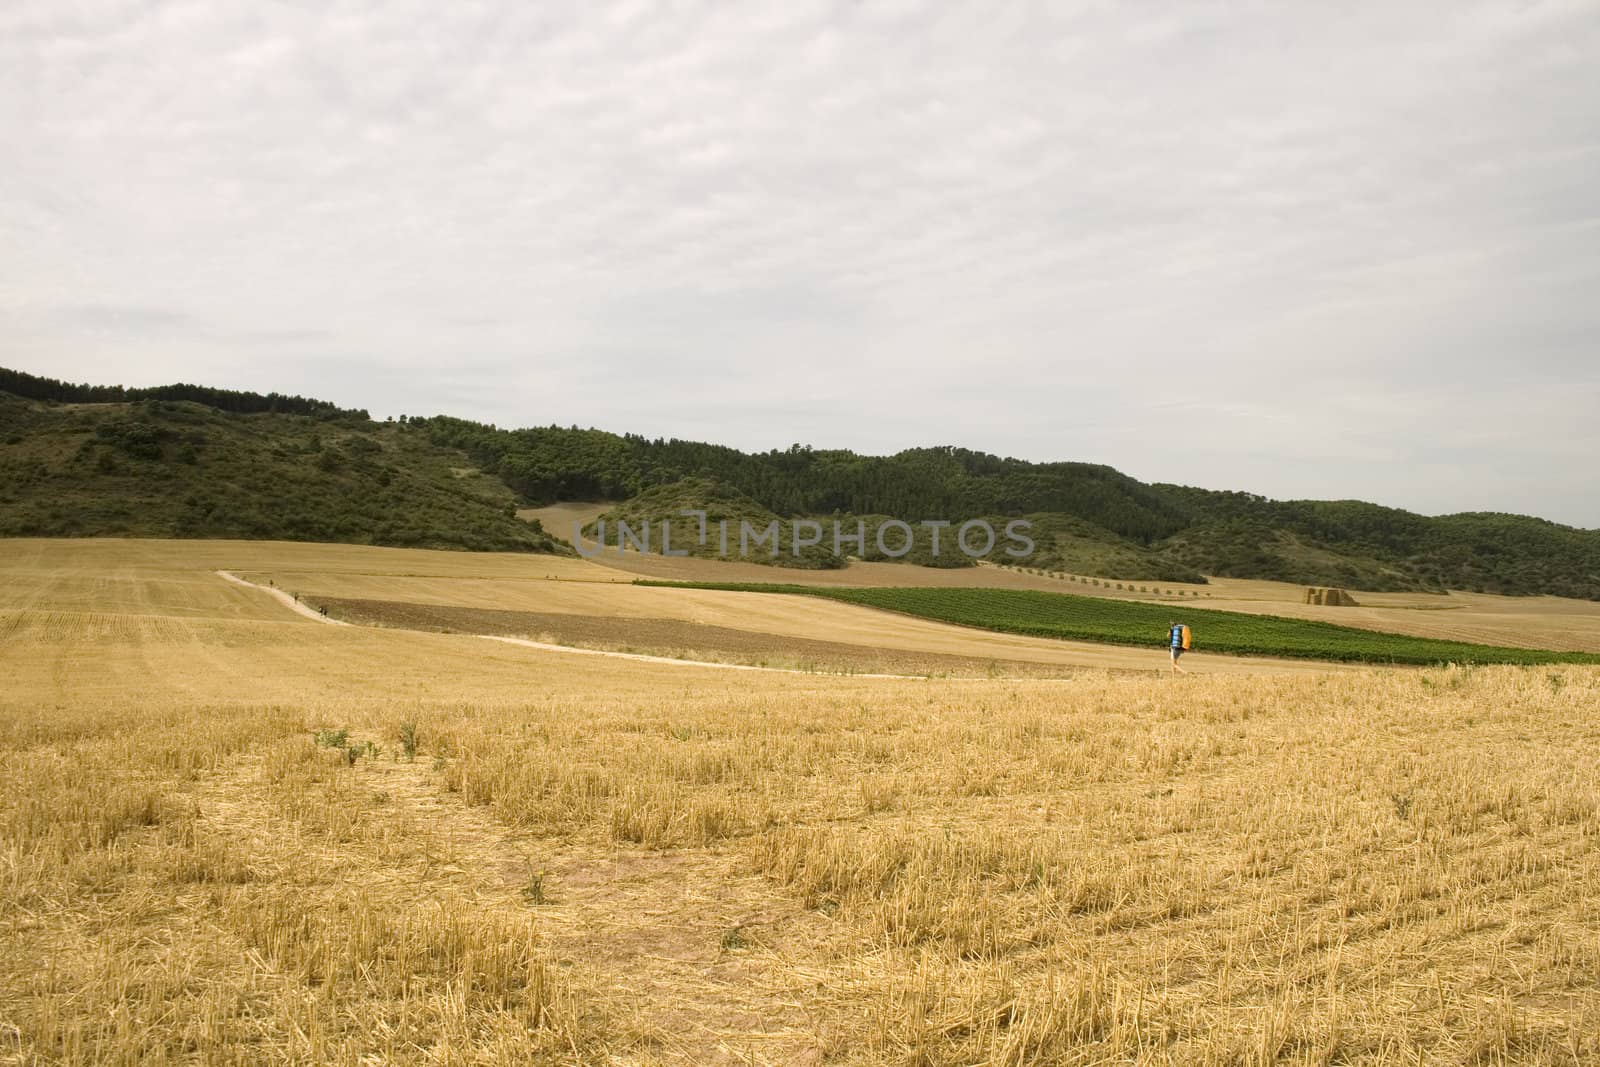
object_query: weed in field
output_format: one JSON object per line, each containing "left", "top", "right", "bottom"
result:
{"left": 314, "top": 727, "right": 350, "bottom": 749}
{"left": 521, "top": 867, "right": 550, "bottom": 905}
{"left": 1391, "top": 792, "right": 1413, "bottom": 820}
{"left": 398, "top": 719, "right": 419, "bottom": 760}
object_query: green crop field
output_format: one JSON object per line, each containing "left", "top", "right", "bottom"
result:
{"left": 638, "top": 581, "right": 1600, "bottom": 666}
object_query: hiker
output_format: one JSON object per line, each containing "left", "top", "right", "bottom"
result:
{"left": 1168, "top": 620, "right": 1189, "bottom": 674}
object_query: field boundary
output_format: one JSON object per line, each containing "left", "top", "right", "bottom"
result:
{"left": 215, "top": 569, "right": 944, "bottom": 679}
{"left": 636, "top": 580, "right": 1600, "bottom": 666}
{"left": 478, "top": 634, "right": 927, "bottom": 679}
{"left": 217, "top": 570, "right": 350, "bottom": 625}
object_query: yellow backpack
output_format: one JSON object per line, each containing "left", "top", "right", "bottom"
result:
{"left": 1179, "top": 624, "right": 1191, "bottom": 650}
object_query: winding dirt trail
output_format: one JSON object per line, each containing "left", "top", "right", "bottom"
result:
{"left": 185, "top": 747, "right": 839, "bottom": 1064}
{"left": 477, "top": 633, "right": 921, "bottom": 678}
{"left": 217, "top": 569, "right": 933, "bottom": 679}
{"left": 217, "top": 570, "right": 350, "bottom": 625}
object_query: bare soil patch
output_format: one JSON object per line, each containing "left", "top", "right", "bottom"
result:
{"left": 318, "top": 596, "right": 1088, "bottom": 677}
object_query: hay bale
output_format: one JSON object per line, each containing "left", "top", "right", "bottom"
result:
{"left": 1304, "top": 586, "right": 1359, "bottom": 607}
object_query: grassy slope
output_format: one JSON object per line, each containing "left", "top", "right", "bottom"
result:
{"left": 592, "top": 477, "right": 1210, "bottom": 576}
{"left": 1156, "top": 487, "right": 1600, "bottom": 598}
{"left": 1153, "top": 521, "right": 1424, "bottom": 591}
{"left": 6, "top": 367, "right": 1595, "bottom": 598}
{"left": 638, "top": 581, "right": 1600, "bottom": 665}
{"left": 0, "top": 393, "right": 557, "bottom": 553}
{"left": 1019, "top": 512, "right": 1204, "bottom": 582}
{"left": 585, "top": 477, "right": 844, "bottom": 569}
{"left": 427, "top": 416, "right": 1600, "bottom": 598}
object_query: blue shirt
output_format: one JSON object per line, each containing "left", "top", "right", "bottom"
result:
{"left": 1169, "top": 625, "right": 1183, "bottom": 649}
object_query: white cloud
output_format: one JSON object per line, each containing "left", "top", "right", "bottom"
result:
{"left": 2, "top": 0, "right": 1598, "bottom": 523}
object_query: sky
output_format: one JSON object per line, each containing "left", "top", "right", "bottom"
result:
{"left": 3, "top": 1, "right": 1599, "bottom": 527}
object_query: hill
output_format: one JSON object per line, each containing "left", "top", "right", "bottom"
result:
{"left": 578, "top": 477, "right": 1022, "bottom": 570}
{"left": 4, "top": 366, "right": 1598, "bottom": 598}
{"left": 1157, "top": 489, "right": 1600, "bottom": 599}
{"left": 581, "top": 478, "right": 842, "bottom": 569}
{"left": 0, "top": 388, "right": 556, "bottom": 553}
{"left": 421, "top": 414, "right": 1600, "bottom": 598}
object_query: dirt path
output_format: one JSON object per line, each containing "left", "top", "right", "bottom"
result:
{"left": 217, "top": 569, "right": 350, "bottom": 625}
{"left": 365, "top": 757, "right": 845, "bottom": 1065}
{"left": 218, "top": 568, "right": 951, "bottom": 680}
{"left": 190, "top": 746, "right": 841, "bottom": 1064}
{"left": 479, "top": 634, "right": 925, "bottom": 679}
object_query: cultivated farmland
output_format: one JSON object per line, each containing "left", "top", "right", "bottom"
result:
{"left": 3, "top": 539, "right": 1600, "bottom": 1065}
{"left": 641, "top": 583, "right": 1600, "bottom": 666}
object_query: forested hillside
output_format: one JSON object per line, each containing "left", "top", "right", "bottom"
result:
{"left": 0, "top": 366, "right": 369, "bottom": 419}
{"left": 421, "top": 415, "right": 1600, "bottom": 597}
{"left": 4, "top": 367, "right": 1597, "bottom": 597}
{"left": 0, "top": 387, "right": 555, "bottom": 553}
{"left": 1156, "top": 488, "right": 1600, "bottom": 599}
{"left": 422, "top": 416, "right": 1189, "bottom": 545}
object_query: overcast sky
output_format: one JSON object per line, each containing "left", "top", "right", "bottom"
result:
{"left": 4, "top": 2, "right": 1598, "bottom": 526}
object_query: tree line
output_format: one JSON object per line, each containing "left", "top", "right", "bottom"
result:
{"left": 0, "top": 366, "right": 368, "bottom": 421}
{"left": 6, "top": 366, "right": 1596, "bottom": 599}
{"left": 417, "top": 416, "right": 1189, "bottom": 546}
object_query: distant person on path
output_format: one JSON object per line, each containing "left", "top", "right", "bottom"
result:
{"left": 1168, "top": 620, "right": 1189, "bottom": 674}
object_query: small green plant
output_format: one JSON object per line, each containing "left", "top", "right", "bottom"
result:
{"left": 314, "top": 728, "right": 349, "bottom": 749}
{"left": 521, "top": 868, "right": 550, "bottom": 905}
{"left": 720, "top": 925, "right": 747, "bottom": 951}
{"left": 398, "top": 720, "right": 419, "bottom": 761}
{"left": 315, "top": 729, "right": 377, "bottom": 766}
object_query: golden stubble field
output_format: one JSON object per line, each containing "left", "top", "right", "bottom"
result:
{"left": 3, "top": 539, "right": 1600, "bottom": 1065}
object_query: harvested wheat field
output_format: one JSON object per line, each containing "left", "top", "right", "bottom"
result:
{"left": 4, "top": 539, "right": 1600, "bottom": 1065}
{"left": 523, "top": 541, "right": 1600, "bottom": 655}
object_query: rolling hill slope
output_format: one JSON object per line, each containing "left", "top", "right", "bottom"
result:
{"left": 422, "top": 414, "right": 1600, "bottom": 598}
{"left": 4, "top": 365, "right": 1597, "bottom": 598}
{"left": 0, "top": 388, "right": 556, "bottom": 553}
